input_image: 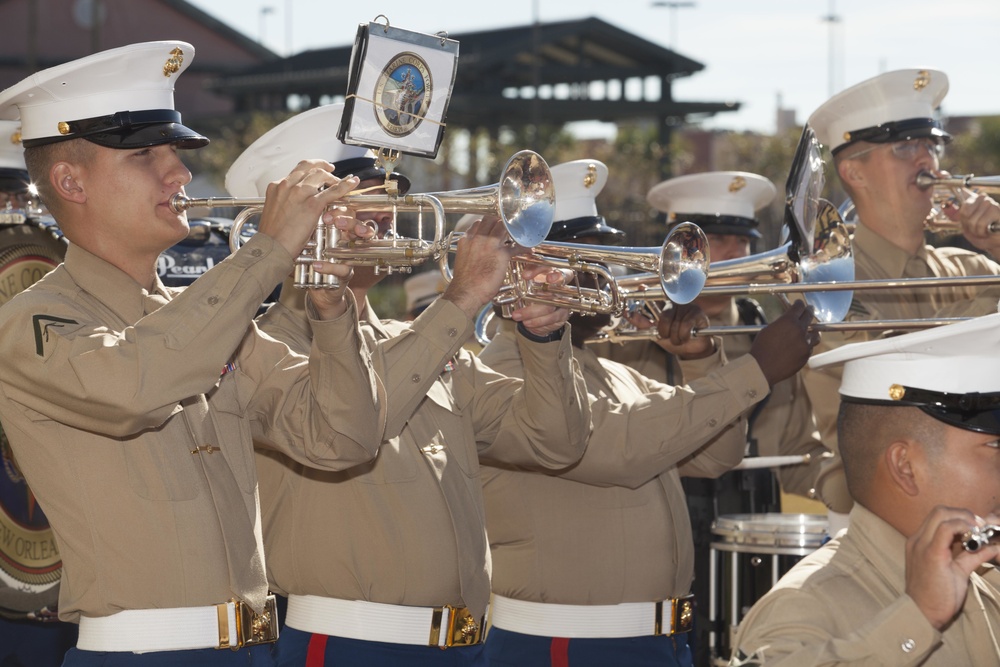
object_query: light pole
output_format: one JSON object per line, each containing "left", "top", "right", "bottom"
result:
{"left": 651, "top": 1, "right": 696, "bottom": 49}
{"left": 259, "top": 5, "right": 275, "bottom": 46}
{"left": 820, "top": 0, "right": 841, "bottom": 97}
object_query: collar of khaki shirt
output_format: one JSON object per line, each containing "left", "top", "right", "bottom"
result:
{"left": 854, "top": 220, "right": 931, "bottom": 280}
{"left": 61, "top": 243, "right": 171, "bottom": 324}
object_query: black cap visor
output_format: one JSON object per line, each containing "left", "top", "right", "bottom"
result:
{"left": 333, "top": 157, "right": 410, "bottom": 195}
{"left": 833, "top": 117, "right": 951, "bottom": 156}
{"left": 673, "top": 213, "right": 762, "bottom": 239}
{"left": 843, "top": 387, "right": 1000, "bottom": 435}
{"left": 0, "top": 168, "right": 29, "bottom": 193}
{"left": 546, "top": 216, "right": 625, "bottom": 245}
{"left": 22, "top": 109, "right": 208, "bottom": 149}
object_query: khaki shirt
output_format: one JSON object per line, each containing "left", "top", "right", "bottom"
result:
{"left": 802, "top": 221, "right": 1000, "bottom": 511}
{"left": 729, "top": 504, "right": 1000, "bottom": 666}
{"left": 255, "top": 297, "right": 590, "bottom": 619}
{"left": 593, "top": 302, "right": 826, "bottom": 499}
{"left": 0, "top": 235, "right": 383, "bottom": 621}
{"left": 480, "top": 326, "right": 769, "bottom": 603}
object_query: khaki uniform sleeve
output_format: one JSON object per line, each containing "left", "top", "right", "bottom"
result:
{"left": 473, "top": 328, "right": 591, "bottom": 469}
{"left": 484, "top": 335, "right": 768, "bottom": 489}
{"left": 730, "top": 589, "right": 940, "bottom": 666}
{"left": 1, "top": 235, "right": 280, "bottom": 432}
{"left": 0, "top": 234, "right": 382, "bottom": 468}
{"left": 247, "top": 288, "right": 385, "bottom": 468}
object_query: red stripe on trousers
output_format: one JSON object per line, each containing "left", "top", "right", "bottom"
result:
{"left": 306, "top": 633, "right": 329, "bottom": 667}
{"left": 551, "top": 637, "right": 570, "bottom": 667}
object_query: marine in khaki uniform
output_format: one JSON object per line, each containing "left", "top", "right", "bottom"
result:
{"left": 640, "top": 171, "right": 830, "bottom": 660}
{"left": 227, "top": 103, "right": 591, "bottom": 666}
{"left": 729, "top": 313, "right": 1000, "bottom": 666}
{"left": 0, "top": 42, "right": 384, "bottom": 665}
{"left": 478, "top": 160, "right": 819, "bottom": 667}
{"left": 801, "top": 69, "right": 1000, "bottom": 514}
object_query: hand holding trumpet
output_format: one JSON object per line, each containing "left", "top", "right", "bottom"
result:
{"left": 443, "top": 215, "right": 571, "bottom": 337}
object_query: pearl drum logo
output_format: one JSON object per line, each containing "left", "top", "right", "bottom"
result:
{"left": 373, "top": 53, "right": 432, "bottom": 138}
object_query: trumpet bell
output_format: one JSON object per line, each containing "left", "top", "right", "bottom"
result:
{"left": 498, "top": 150, "right": 556, "bottom": 248}
{"left": 659, "top": 221, "right": 709, "bottom": 305}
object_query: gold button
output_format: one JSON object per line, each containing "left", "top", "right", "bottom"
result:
{"left": 411, "top": 374, "right": 421, "bottom": 383}
{"left": 447, "top": 327, "right": 457, "bottom": 338}
{"left": 57, "top": 121, "right": 71, "bottom": 135}
{"left": 748, "top": 389, "right": 758, "bottom": 400}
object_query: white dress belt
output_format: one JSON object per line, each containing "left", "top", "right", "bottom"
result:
{"left": 285, "top": 594, "right": 485, "bottom": 647}
{"left": 77, "top": 596, "right": 278, "bottom": 652}
{"left": 490, "top": 594, "right": 693, "bottom": 639}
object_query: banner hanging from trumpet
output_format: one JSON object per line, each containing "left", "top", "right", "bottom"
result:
{"left": 339, "top": 18, "right": 459, "bottom": 158}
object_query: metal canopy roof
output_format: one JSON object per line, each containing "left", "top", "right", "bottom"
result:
{"left": 209, "top": 16, "right": 739, "bottom": 126}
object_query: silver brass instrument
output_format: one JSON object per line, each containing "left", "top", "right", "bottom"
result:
{"left": 169, "top": 150, "right": 556, "bottom": 289}
{"left": 486, "top": 222, "right": 709, "bottom": 316}
{"left": 917, "top": 171, "right": 1000, "bottom": 234}
{"left": 962, "top": 524, "right": 1000, "bottom": 553}
{"left": 591, "top": 199, "right": 853, "bottom": 344}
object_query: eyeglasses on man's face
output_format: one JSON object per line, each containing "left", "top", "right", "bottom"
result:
{"left": 843, "top": 137, "right": 946, "bottom": 162}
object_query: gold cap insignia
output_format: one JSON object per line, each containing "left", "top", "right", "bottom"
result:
{"left": 163, "top": 47, "right": 184, "bottom": 77}
{"left": 913, "top": 70, "right": 930, "bottom": 91}
{"left": 889, "top": 384, "right": 906, "bottom": 401}
{"left": 728, "top": 175, "right": 746, "bottom": 193}
{"left": 9, "top": 130, "right": 20, "bottom": 145}
{"left": 57, "top": 121, "right": 71, "bottom": 135}
{"left": 583, "top": 163, "right": 598, "bottom": 188}
{"left": 843, "top": 131, "right": 852, "bottom": 142}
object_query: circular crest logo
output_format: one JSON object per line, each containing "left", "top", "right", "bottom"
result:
{"left": 373, "top": 53, "right": 432, "bottom": 138}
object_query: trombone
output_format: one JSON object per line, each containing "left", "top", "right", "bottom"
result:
{"left": 591, "top": 198, "right": 1000, "bottom": 342}
{"left": 169, "top": 150, "right": 556, "bottom": 288}
{"left": 485, "top": 222, "right": 710, "bottom": 317}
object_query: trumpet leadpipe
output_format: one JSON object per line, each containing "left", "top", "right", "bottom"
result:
{"left": 916, "top": 172, "right": 1000, "bottom": 192}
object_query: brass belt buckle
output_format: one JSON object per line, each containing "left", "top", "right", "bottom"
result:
{"left": 216, "top": 595, "right": 279, "bottom": 650}
{"left": 430, "top": 605, "right": 484, "bottom": 648}
{"left": 654, "top": 594, "right": 695, "bottom": 637}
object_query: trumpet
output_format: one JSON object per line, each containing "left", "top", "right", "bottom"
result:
{"left": 919, "top": 171, "right": 1000, "bottom": 233}
{"left": 609, "top": 198, "right": 854, "bottom": 325}
{"left": 169, "top": 150, "right": 556, "bottom": 288}
{"left": 485, "top": 222, "right": 709, "bottom": 317}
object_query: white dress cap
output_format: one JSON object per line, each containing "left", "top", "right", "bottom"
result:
{"left": 0, "top": 121, "right": 26, "bottom": 172}
{"left": 545, "top": 159, "right": 624, "bottom": 244}
{"left": 226, "top": 103, "right": 409, "bottom": 198}
{"left": 647, "top": 171, "right": 775, "bottom": 220}
{"left": 551, "top": 159, "right": 608, "bottom": 223}
{"left": 0, "top": 41, "right": 206, "bottom": 149}
{"left": 810, "top": 311, "right": 1000, "bottom": 401}
{"left": 808, "top": 68, "right": 949, "bottom": 154}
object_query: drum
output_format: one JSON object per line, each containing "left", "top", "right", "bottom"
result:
{"left": 708, "top": 513, "right": 828, "bottom": 665}
{"left": 0, "top": 217, "right": 67, "bottom": 618}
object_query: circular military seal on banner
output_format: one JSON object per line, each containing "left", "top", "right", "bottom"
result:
{"left": 373, "top": 52, "right": 432, "bottom": 138}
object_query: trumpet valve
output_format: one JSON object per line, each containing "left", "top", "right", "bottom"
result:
{"left": 962, "top": 524, "right": 1000, "bottom": 552}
